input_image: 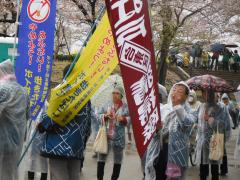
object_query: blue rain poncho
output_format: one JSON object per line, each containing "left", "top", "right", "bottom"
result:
{"left": 0, "top": 60, "right": 29, "bottom": 180}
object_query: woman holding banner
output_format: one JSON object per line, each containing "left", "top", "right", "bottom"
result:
{"left": 160, "top": 82, "right": 197, "bottom": 180}
{"left": 0, "top": 60, "right": 30, "bottom": 180}
{"left": 96, "top": 86, "right": 130, "bottom": 180}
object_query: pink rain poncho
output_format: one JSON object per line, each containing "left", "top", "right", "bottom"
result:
{"left": 0, "top": 60, "right": 30, "bottom": 180}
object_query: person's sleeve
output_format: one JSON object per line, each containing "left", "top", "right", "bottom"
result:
{"left": 97, "top": 104, "right": 107, "bottom": 124}
{"left": 40, "top": 113, "right": 53, "bottom": 130}
{"left": 208, "top": 106, "right": 229, "bottom": 135}
{"left": 223, "top": 106, "right": 232, "bottom": 142}
{"left": 0, "top": 87, "right": 11, "bottom": 115}
{"left": 174, "top": 105, "right": 196, "bottom": 131}
{"left": 120, "top": 105, "right": 131, "bottom": 126}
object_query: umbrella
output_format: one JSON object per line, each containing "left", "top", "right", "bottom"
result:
{"left": 210, "top": 43, "right": 225, "bottom": 52}
{"left": 186, "top": 74, "right": 235, "bottom": 93}
{"left": 169, "top": 48, "right": 179, "bottom": 55}
{"left": 91, "top": 74, "right": 125, "bottom": 108}
{"left": 189, "top": 48, "right": 196, "bottom": 57}
{"left": 225, "top": 44, "right": 239, "bottom": 48}
{"left": 195, "top": 41, "right": 207, "bottom": 46}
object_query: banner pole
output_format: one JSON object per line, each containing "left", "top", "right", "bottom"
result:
{"left": 17, "top": 130, "right": 37, "bottom": 167}
{"left": 12, "top": 0, "right": 20, "bottom": 62}
{"left": 63, "top": 6, "right": 106, "bottom": 80}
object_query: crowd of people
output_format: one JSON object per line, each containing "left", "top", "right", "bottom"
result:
{"left": 171, "top": 47, "right": 240, "bottom": 73}
{"left": 0, "top": 60, "right": 240, "bottom": 180}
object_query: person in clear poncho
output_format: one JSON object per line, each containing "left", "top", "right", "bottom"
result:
{"left": 158, "top": 82, "right": 197, "bottom": 180}
{"left": 196, "top": 90, "right": 231, "bottom": 180}
{"left": 97, "top": 86, "right": 130, "bottom": 180}
{"left": 144, "top": 84, "right": 168, "bottom": 180}
{"left": 234, "top": 86, "right": 240, "bottom": 160}
{"left": 221, "top": 93, "right": 238, "bottom": 129}
{"left": 219, "top": 93, "right": 235, "bottom": 176}
{"left": 188, "top": 90, "right": 201, "bottom": 112}
{"left": 26, "top": 102, "right": 48, "bottom": 180}
{"left": 0, "top": 60, "right": 29, "bottom": 180}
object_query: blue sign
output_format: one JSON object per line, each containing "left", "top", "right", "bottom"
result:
{"left": 16, "top": 0, "right": 56, "bottom": 120}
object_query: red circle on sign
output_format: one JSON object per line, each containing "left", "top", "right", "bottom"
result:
{"left": 27, "top": 0, "right": 51, "bottom": 23}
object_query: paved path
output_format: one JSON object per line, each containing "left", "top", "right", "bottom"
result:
{"left": 22, "top": 129, "right": 240, "bottom": 180}
{"left": 80, "top": 129, "right": 240, "bottom": 180}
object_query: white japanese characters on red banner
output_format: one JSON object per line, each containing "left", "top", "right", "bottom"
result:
{"left": 105, "top": 0, "right": 161, "bottom": 157}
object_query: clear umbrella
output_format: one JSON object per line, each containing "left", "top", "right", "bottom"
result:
{"left": 91, "top": 74, "right": 125, "bottom": 108}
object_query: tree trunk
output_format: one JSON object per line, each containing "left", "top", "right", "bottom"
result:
{"left": 158, "top": 25, "right": 177, "bottom": 85}
{"left": 158, "top": 40, "right": 170, "bottom": 85}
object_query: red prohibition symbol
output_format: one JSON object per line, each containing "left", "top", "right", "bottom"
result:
{"left": 27, "top": 0, "right": 51, "bottom": 23}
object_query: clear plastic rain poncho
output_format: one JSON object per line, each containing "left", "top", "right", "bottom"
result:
{"left": 234, "top": 86, "right": 240, "bottom": 160}
{"left": 145, "top": 82, "right": 197, "bottom": 179}
{"left": 221, "top": 93, "right": 235, "bottom": 128}
{"left": 195, "top": 93, "right": 232, "bottom": 165}
{"left": 0, "top": 60, "right": 29, "bottom": 180}
{"left": 145, "top": 84, "right": 168, "bottom": 180}
{"left": 161, "top": 82, "right": 197, "bottom": 168}
{"left": 26, "top": 103, "right": 48, "bottom": 174}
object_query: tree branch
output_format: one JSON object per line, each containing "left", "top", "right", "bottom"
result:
{"left": 0, "top": 19, "right": 15, "bottom": 23}
{"left": 178, "top": 3, "right": 212, "bottom": 27}
{"left": 71, "top": 0, "right": 92, "bottom": 23}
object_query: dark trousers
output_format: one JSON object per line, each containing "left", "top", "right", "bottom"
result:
{"left": 97, "top": 162, "right": 121, "bottom": 180}
{"left": 232, "top": 63, "right": 239, "bottom": 72}
{"left": 210, "top": 58, "right": 218, "bottom": 71}
{"left": 154, "top": 142, "right": 168, "bottom": 180}
{"left": 220, "top": 148, "right": 228, "bottom": 175}
{"left": 28, "top": 171, "right": 47, "bottom": 180}
{"left": 222, "top": 61, "right": 229, "bottom": 71}
{"left": 200, "top": 164, "right": 219, "bottom": 180}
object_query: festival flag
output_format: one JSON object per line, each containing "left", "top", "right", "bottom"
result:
{"left": 47, "top": 13, "right": 119, "bottom": 126}
{"left": 16, "top": 0, "right": 56, "bottom": 120}
{"left": 105, "top": 0, "right": 161, "bottom": 157}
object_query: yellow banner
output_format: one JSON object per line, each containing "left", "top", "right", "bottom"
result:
{"left": 47, "top": 13, "right": 118, "bottom": 126}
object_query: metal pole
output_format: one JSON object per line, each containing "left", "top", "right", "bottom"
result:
{"left": 12, "top": 0, "right": 21, "bottom": 62}
{"left": 17, "top": 130, "right": 37, "bottom": 167}
{"left": 63, "top": 6, "right": 105, "bottom": 80}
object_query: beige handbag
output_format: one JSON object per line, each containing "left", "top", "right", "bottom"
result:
{"left": 229, "top": 58, "right": 235, "bottom": 65}
{"left": 93, "top": 119, "right": 108, "bottom": 154}
{"left": 209, "top": 123, "right": 224, "bottom": 161}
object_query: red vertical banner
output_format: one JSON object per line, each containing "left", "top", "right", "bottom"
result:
{"left": 105, "top": 0, "right": 161, "bottom": 157}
